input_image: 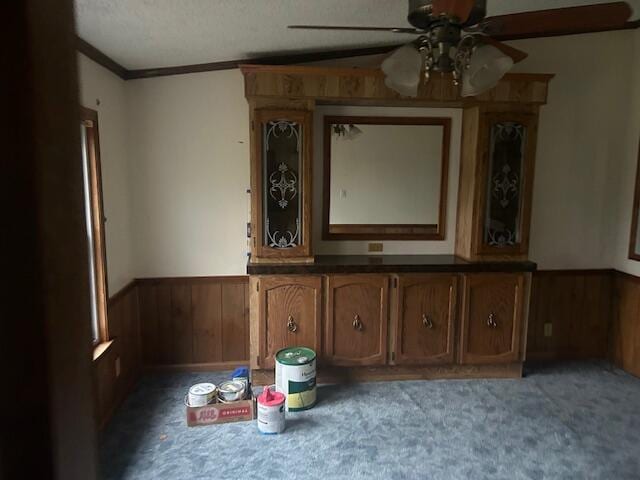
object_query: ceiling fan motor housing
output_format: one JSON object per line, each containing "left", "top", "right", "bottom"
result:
{"left": 408, "top": 0, "right": 487, "bottom": 29}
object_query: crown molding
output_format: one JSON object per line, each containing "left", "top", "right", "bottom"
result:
{"left": 76, "top": 36, "right": 128, "bottom": 80}
{"left": 77, "top": 21, "right": 640, "bottom": 81}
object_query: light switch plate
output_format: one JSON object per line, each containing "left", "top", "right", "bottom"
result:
{"left": 115, "top": 357, "right": 121, "bottom": 378}
{"left": 544, "top": 323, "right": 553, "bottom": 337}
{"left": 368, "top": 243, "right": 383, "bottom": 252}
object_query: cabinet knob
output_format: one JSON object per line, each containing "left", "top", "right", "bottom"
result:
{"left": 287, "top": 315, "right": 297, "bottom": 333}
{"left": 486, "top": 313, "right": 498, "bottom": 329}
{"left": 352, "top": 314, "right": 364, "bottom": 331}
{"left": 422, "top": 313, "right": 434, "bottom": 329}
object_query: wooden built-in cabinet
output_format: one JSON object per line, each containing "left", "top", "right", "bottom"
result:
{"left": 325, "top": 275, "right": 388, "bottom": 366}
{"left": 393, "top": 274, "right": 457, "bottom": 365}
{"left": 460, "top": 274, "right": 524, "bottom": 364}
{"left": 242, "top": 65, "right": 548, "bottom": 381}
{"left": 256, "top": 276, "right": 321, "bottom": 369}
{"left": 251, "top": 271, "right": 529, "bottom": 376}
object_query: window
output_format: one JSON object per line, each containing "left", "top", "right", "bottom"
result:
{"left": 80, "top": 107, "right": 108, "bottom": 345}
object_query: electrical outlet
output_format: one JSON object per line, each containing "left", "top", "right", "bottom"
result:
{"left": 368, "top": 243, "right": 383, "bottom": 252}
{"left": 115, "top": 357, "right": 121, "bottom": 378}
{"left": 544, "top": 323, "right": 553, "bottom": 337}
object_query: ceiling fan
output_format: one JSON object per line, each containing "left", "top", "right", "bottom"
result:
{"left": 289, "top": 0, "right": 633, "bottom": 97}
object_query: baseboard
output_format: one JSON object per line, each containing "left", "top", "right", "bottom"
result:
{"left": 143, "top": 361, "right": 248, "bottom": 372}
{"left": 252, "top": 363, "right": 522, "bottom": 386}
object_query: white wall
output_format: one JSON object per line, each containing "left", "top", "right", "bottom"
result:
{"left": 608, "top": 28, "right": 640, "bottom": 277}
{"left": 314, "top": 105, "right": 462, "bottom": 255}
{"left": 507, "top": 31, "right": 635, "bottom": 270}
{"left": 78, "top": 53, "right": 135, "bottom": 293}
{"left": 126, "top": 70, "right": 250, "bottom": 278}
{"left": 85, "top": 29, "right": 640, "bottom": 278}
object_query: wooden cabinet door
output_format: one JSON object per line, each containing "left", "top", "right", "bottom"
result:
{"left": 393, "top": 275, "right": 457, "bottom": 365}
{"left": 460, "top": 274, "right": 524, "bottom": 364}
{"left": 325, "top": 275, "right": 388, "bottom": 366}
{"left": 251, "top": 109, "right": 313, "bottom": 261}
{"left": 258, "top": 276, "right": 321, "bottom": 369}
{"left": 475, "top": 112, "right": 538, "bottom": 257}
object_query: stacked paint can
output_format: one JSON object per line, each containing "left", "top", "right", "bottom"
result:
{"left": 257, "top": 386, "right": 285, "bottom": 434}
{"left": 275, "top": 347, "right": 317, "bottom": 412}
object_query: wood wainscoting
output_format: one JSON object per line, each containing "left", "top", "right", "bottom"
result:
{"left": 93, "top": 269, "right": 640, "bottom": 429}
{"left": 93, "top": 281, "right": 141, "bottom": 429}
{"left": 527, "top": 270, "right": 614, "bottom": 361}
{"left": 137, "top": 276, "right": 250, "bottom": 369}
{"left": 611, "top": 271, "right": 640, "bottom": 377}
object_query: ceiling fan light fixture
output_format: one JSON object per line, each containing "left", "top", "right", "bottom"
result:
{"left": 381, "top": 44, "right": 423, "bottom": 97}
{"left": 461, "top": 44, "right": 513, "bottom": 97}
{"left": 346, "top": 124, "right": 363, "bottom": 140}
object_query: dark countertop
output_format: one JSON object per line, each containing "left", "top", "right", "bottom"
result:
{"left": 247, "top": 254, "right": 537, "bottom": 275}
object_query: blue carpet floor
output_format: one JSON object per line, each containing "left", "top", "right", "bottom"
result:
{"left": 100, "top": 362, "right": 640, "bottom": 480}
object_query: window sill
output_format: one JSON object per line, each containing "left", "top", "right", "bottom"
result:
{"left": 93, "top": 339, "right": 114, "bottom": 362}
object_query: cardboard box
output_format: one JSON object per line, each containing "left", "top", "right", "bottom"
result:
{"left": 186, "top": 398, "right": 255, "bottom": 427}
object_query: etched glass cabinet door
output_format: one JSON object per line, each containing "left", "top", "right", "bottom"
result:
{"left": 251, "top": 109, "right": 312, "bottom": 261}
{"left": 477, "top": 112, "right": 537, "bottom": 256}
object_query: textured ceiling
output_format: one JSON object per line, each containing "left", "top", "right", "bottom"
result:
{"left": 74, "top": 0, "right": 640, "bottom": 70}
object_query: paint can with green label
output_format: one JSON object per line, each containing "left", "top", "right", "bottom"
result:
{"left": 275, "top": 347, "right": 316, "bottom": 412}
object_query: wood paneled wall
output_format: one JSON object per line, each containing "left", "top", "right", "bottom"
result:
{"left": 93, "top": 281, "right": 141, "bottom": 428}
{"left": 137, "top": 276, "right": 249, "bottom": 368}
{"left": 528, "top": 270, "right": 613, "bottom": 360}
{"left": 611, "top": 271, "right": 640, "bottom": 377}
{"left": 93, "top": 269, "right": 639, "bottom": 430}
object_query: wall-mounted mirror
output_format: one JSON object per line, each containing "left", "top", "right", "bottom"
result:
{"left": 323, "top": 115, "right": 451, "bottom": 240}
{"left": 629, "top": 141, "right": 640, "bottom": 261}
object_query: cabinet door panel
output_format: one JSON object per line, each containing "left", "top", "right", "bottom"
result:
{"left": 395, "top": 275, "right": 457, "bottom": 365}
{"left": 460, "top": 274, "right": 523, "bottom": 364}
{"left": 476, "top": 112, "right": 538, "bottom": 256}
{"left": 259, "top": 276, "right": 321, "bottom": 368}
{"left": 252, "top": 109, "right": 312, "bottom": 260}
{"left": 326, "top": 275, "right": 388, "bottom": 366}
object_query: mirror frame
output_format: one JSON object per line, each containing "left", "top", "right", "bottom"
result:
{"left": 322, "top": 115, "right": 451, "bottom": 241}
{"left": 629, "top": 138, "right": 640, "bottom": 261}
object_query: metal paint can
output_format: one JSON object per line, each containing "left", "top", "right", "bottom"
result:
{"left": 187, "top": 383, "right": 217, "bottom": 407}
{"left": 257, "top": 385, "right": 285, "bottom": 434}
{"left": 275, "top": 347, "right": 316, "bottom": 412}
{"left": 217, "top": 380, "right": 246, "bottom": 403}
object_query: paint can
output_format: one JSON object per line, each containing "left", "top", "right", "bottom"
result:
{"left": 187, "top": 383, "right": 217, "bottom": 407}
{"left": 275, "top": 347, "right": 316, "bottom": 412}
{"left": 257, "top": 385, "right": 285, "bottom": 434}
{"left": 217, "top": 380, "right": 246, "bottom": 403}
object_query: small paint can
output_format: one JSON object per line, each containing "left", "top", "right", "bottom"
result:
{"left": 187, "top": 383, "right": 217, "bottom": 407}
{"left": 275, "top": 347, "right": 317, "bottom": 412}
{"left": 217, "top": 380, "right": 246, "bottom": 403}
{"left": 257, "top": 385, "right": 285, "bottom": 434}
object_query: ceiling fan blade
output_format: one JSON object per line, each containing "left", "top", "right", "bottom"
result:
{"left": 288, "top": 25, "right": 422, "bottom": 33}
{"left": 478, "top": 36, "right": 528, "bottom": 64}
{"left": 482, "top": 2, "right": 633, "bottom": 39}
{"left": 431, "top": 0, "right": 475, "bottom": 23}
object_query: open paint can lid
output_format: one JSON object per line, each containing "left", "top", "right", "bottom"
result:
{"left": 275, "top": 347, "right": 316, "bottom": 366}
{"left": 189, "top": 383, "right": 216, "bottom": 396}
